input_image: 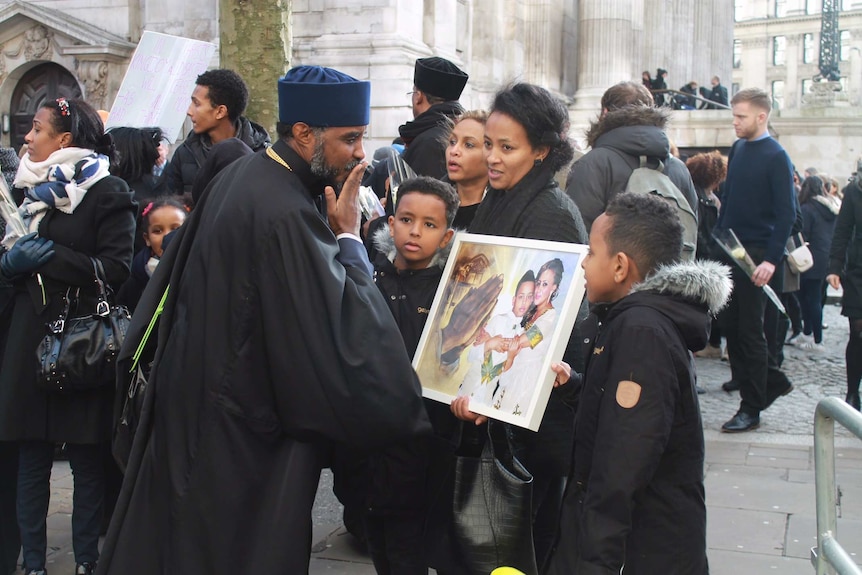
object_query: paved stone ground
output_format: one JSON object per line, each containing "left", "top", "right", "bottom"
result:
{"left": 23, "top": 296, "right": 862, "bottom": 574}
{"left": 698, "top": 300, "right": 856, "bottom": 443}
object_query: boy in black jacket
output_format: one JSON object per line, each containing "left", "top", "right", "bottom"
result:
{"left": 359, "top": 176, "right": 458, "bottom": 574}
{"left": 546, "top": 193, "right": 732, "bottom": 575}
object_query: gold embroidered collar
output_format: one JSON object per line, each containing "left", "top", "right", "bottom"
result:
{"left": 266, "top": 146, "right": 293, "bottom": 172}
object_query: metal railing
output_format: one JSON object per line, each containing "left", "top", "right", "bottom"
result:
{"left": 811, "top": 397, "right": 862, "bottom": 575}
{"left": 650, "top": 88, "right": 732, "bottom": 110}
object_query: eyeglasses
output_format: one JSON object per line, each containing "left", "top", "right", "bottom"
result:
{"left": 406, "top": 91, "right": 416, "bottom": 97}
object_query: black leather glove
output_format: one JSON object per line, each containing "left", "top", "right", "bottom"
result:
{"left": 0, "top": 232, "right": 55, "bottom": 278}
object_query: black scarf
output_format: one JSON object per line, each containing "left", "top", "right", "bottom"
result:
{"left": 468, "top": 162, "right": 557, "bottom": 238}
{"left": 398, "top": 101, "right": 463, "bottom": 144}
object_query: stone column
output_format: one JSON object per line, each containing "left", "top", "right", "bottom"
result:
{"left": 423, "top": 0, "right": 458, "bottom": 58}
{"left": 785, "top": 34, "right": 802, "bottom": 109}
{"left": 692, "top": 2, "right": 713, "bottom": 86}
{"left": 710, "top": 0, "right": 734, "bottom": 95}
{"left": 574, "top": 0, "right": 636, "bottom": 110}
{"left": 523, "top": 0, "right": 564, "bottom": 93}
{"left": 669, "top": 0, "right": 695, "bottom": 89}
{"left": 640, "top": 0, "right": 668, "bottom": 83}
{"left": 849, "top": 29, "right": 862, "bottom": 107}
{"left": 560, "top": 0, "right": 578, "bottom": 97}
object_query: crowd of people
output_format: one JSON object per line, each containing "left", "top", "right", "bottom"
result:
{"left": 642, "top": 67, "right": 729, "bottom": 110}
{"left": 0, "top": 52, "right": 859, "bottom": 575}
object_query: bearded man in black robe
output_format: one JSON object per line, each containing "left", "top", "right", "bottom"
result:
{"left": 97, "top": 66, "right": 431, "bottom": 575}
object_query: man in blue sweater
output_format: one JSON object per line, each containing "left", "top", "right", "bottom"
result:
{"left": 716, "top": 88, "right": 796, "bottom": 433}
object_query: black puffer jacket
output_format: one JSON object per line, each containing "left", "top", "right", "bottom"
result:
{"left": 565, "top": 106, "right": 697, "bottom": 231}
{"left": 334, "top": 227, "right": 450, "bottom": 517}
{"left": 829, "top": 179, "right": 862, "bottom": 316}
{"left": 695, "top": 186, "right": 719, "bottom": 259}
{"left": 161, "top": 117, "right": 270, "bottom": 195}
{"left": 399, "top": 101, "right": 463, "bottom": 179}
{"left": 547, "top": 260, "right": 732, "bottom": 575}
{"left": 802, "top": 196, "right": 840, "bottom": 280}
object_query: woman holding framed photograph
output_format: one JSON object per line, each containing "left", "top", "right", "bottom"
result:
{"left": 449, "top": 82, "right": 588, "bottom": 570}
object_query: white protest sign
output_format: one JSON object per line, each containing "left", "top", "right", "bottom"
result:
{"left": 105, "top": 31, "right": 216, "bottom": 142}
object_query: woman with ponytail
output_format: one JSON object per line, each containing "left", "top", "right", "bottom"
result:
{"left": 0, "top": 98, "right": 136, "bottom": 575}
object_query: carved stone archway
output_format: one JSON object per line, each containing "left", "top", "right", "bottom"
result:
{"left": 10, "top": 63, "right": 82, "bottom": 149}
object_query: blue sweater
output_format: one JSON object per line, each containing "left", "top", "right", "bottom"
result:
{"left": 716, "top": 137, "right": 796, "bottom": 264}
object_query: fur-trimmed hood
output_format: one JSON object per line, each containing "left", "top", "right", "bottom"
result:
{"left": 598, "top": 259, "right": 733, "bottom": 353}
{"left": 588, "top": 260, "right": 733, "bottom": 351}
{"left": 586, "top": 105, "right": 672, "bottom": 149}
{"left": 814, "top": 194, "right": 841, "bottom": 216}
{"left": 632, "top": 259, "right": 732, "bottom": 315}
{"left": 371, "top": 221, "right": 453, "bottom": 269}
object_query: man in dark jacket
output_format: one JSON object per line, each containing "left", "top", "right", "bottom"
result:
{"left": 400, "top": 56, "right": 468, "bottom": 178}
{"left": 703, "top": 75, "right": 729, "bottom": 109}
{"left": 161, "top": 68, "right": 270, "bottom": 195}
{"left": 565, "top": 81, "right": 698, "bottom": 232}
{"left": 96, "top": 66, "right": 430, "bottom": 575}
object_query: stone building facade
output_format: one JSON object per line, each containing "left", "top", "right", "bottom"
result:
{"left": 0, "top": 0, "right": 735, "bottom": 154}
{"left": 720, "top": 0, "right": 862, "bottom": 180}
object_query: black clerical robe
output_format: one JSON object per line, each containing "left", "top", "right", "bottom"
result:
{"left": 97, "top": 140, "right": 430, "bottom": 574}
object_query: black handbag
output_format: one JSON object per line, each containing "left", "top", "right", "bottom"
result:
{"left": 36, "top": 258, "right": 130, "bottom": 392}
{"left": 452, "top": 421, "right": 537, "bottom": 575}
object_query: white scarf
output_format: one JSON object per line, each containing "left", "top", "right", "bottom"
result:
{"left": 2, "top": 147, "right": 111, "bottom": 249}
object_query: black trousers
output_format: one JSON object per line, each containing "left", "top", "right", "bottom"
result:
{"left": 0, "top": 441, "right": 19, "bottom": 575}
{"left": 719, "top": 249, "right": 791, "bottom": 415}
{"left": 363, "top": 513, "right": 427, "bottom": 575}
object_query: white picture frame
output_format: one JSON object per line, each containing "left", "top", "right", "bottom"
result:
{"left": 413, "top": 233, "right": 588, "bottom": 431}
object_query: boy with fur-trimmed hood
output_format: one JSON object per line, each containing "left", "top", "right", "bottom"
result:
{"left": 339, "top": 176, "right": 458, "bottom": 574}
{"left": 546, "top": 193, "right": 732, "bottom": 575}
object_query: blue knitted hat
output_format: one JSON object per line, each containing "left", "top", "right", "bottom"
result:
{"left": 278, "top": 66, "right": 371, "bottom": 127}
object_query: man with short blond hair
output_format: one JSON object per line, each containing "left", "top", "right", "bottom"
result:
{"left": 716, "top": 87, "right": 796, "bottom": 433}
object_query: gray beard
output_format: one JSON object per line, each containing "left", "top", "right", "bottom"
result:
{"left": 309, "top": 137, "right": 360, "bottom": 188}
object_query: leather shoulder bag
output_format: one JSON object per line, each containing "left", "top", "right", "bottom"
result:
{"left": 36, "top": 257, "right": 131, "bottom": 392}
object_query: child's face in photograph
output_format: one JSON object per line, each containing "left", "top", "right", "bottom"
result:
{"left": 144, "top": 206, "right": 186, "bottom": 257}
{"left": 582, "top": 213, "right": 619, "bottom": 304}
{"left": 511, "top": 281, "right": 534, "bottom": 318}
{"left": 389, "top": 192, "right": 453, "bottom": 270}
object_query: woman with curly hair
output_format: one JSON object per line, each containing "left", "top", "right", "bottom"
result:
{"left": 449, "top": 82, "right": 588, "bottom": 572}
{"left": 686, "top": 151, "right": 727, "bottom": 359}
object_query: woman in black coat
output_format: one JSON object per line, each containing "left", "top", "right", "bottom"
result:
{"left": 798, "top": 176, "right": 839, "bottom": 350}
{"left": 827, "top": 175, "right": 862, "bottom": 409}
{"left": 0, "top": 98, "right": 136, "bottom": 575}
{"left": 449, "top": 83, "right": 588, "bottom": 572}
{"left": 686, "top": 151, "right": 727, "bottom": 358}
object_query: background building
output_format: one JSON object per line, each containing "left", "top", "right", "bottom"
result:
{"left": 0, "top": 0, "right": 734, "bottom": 156}
{"left": 722, "top": 0, "right": 862, "bottom": 180}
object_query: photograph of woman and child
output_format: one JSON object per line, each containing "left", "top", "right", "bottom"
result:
{"left": 414, "top": 235, "right": 585, "bottom": 430}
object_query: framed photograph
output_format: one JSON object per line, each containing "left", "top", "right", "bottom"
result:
{"left": 413, "top": 233, "right": 588, "bottom": 431}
